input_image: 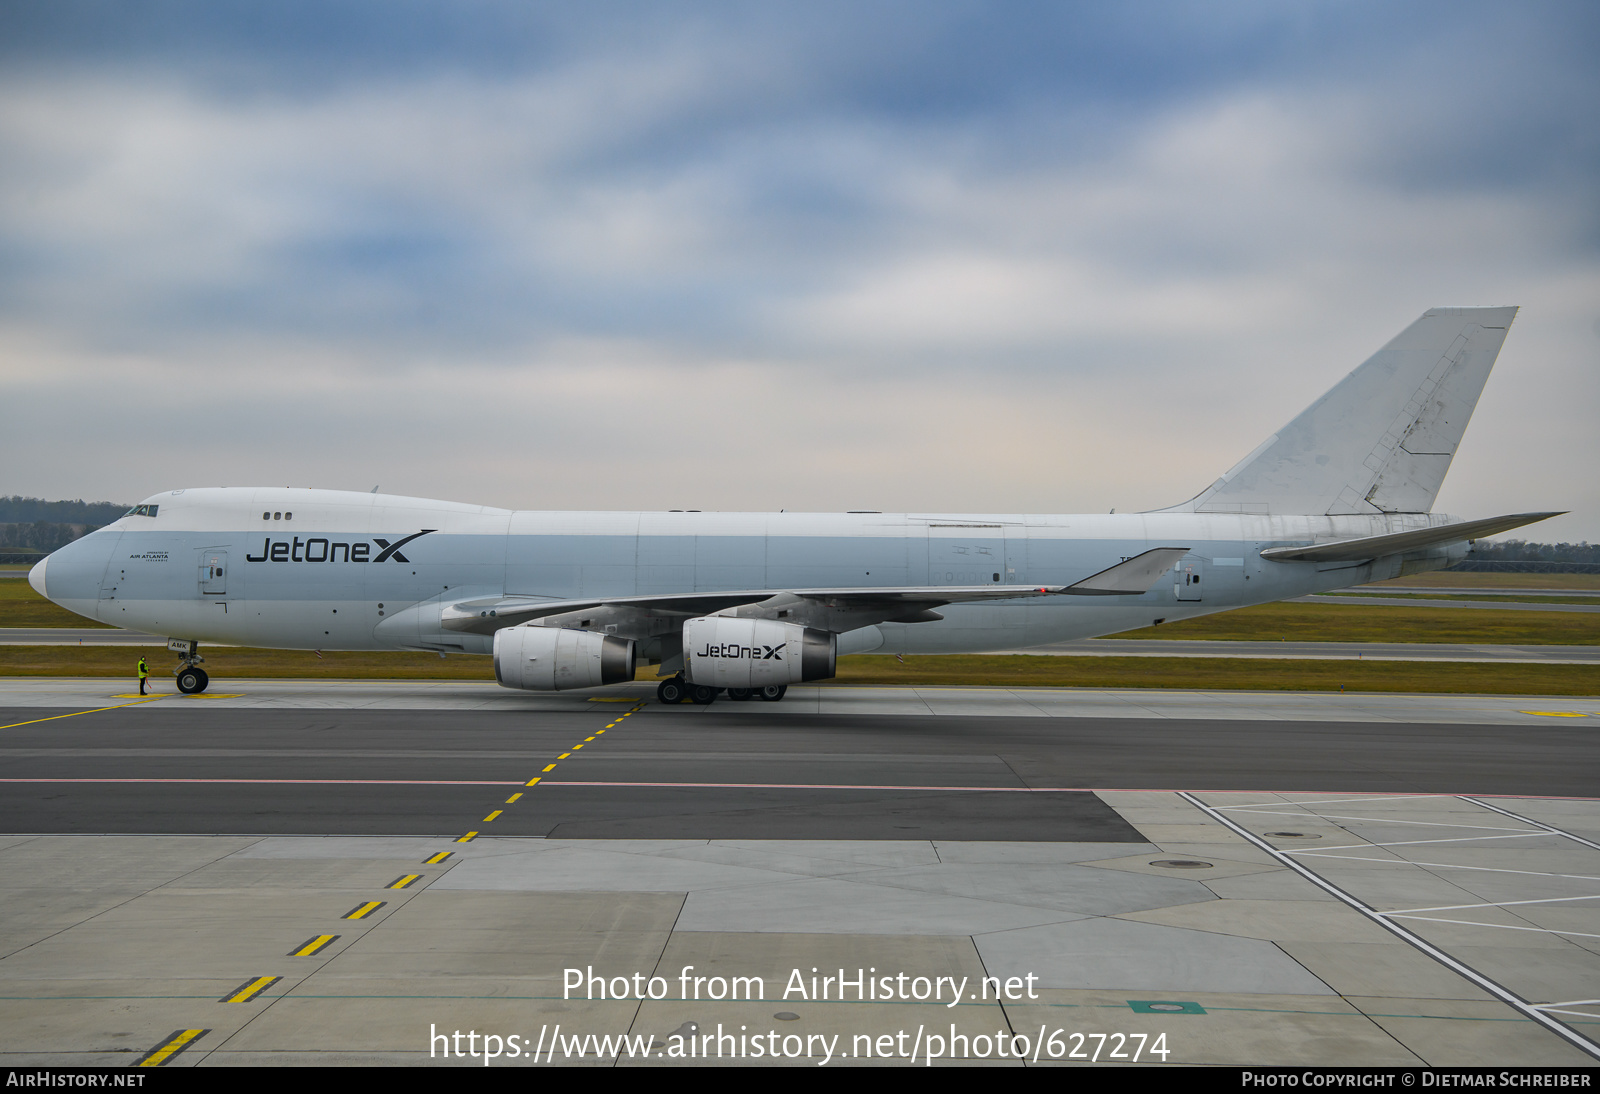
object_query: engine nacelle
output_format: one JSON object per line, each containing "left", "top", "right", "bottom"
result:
{"left": 493, "top": 625, "right": 636, "bottom": 691}
{"left": 683, "top": 615, "right": 836, "bottom": 688}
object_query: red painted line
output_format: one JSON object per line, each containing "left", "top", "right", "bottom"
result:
{"left": 0, "top": 778, "right": 525, "bottom": 786}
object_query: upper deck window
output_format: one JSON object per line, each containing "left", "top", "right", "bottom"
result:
{"left": 124, "top": 504, "right": 159, "bottom": 518}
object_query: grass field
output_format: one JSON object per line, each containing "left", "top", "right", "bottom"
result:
{"left": 4, "top": 644, "right": 1597, "bottom": 696}
{"left": 0, "top": 581, "right": 114, "bottom": 627}
{"left": 1372, "top": 572, "right": 1600, "bottom": 590}
{"left": 1105, "top": 600, "right": 1599, "bottom": 644}
{"left": 1324, "top": 591, "right": 1598, "bottom": 604}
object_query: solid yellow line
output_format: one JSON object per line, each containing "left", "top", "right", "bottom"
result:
{"left": 455, "top": 831, "right": 478, "bottom": 842}
{"left": 136, "top": 1028, "right": 207, "bottom": 1067}
{"left": 0, "top": 698, "right": 168, "bottom": 731}
{"left": 424, "top": 851, "right": 453, "bottom": 864}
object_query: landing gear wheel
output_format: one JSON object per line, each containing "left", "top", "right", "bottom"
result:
{"left": 727, "top": 688, "right": 753, "bottom": 701}
{"left": 657, "top": 677, "right": 688, "bottom": 705}
{"left": 756, "top": 684, "right": 787, "bottom": 702}
{"left": 176, "top": 667, "right": 209, "bottom": 694}
{"left": 689, "top": 684, "right": 718, "bottom": 705}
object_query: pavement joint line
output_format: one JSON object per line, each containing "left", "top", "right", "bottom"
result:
{"left": 288, "top": 934, "right": 340, "bottom": 957}
{"left": 134, "top": 1028, "right": 208, "bottom": 1067}
{"left": 219, "top": 975, "right": 281, "bottom": 1004}
{"left": 1180, "top": 790, "right": 1600, "bottom": 1062}
{"left": 342, "top": 900, "right": 386, "bottom": 920}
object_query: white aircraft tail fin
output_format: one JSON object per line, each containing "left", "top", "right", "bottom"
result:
{"left": 1164, "top": 306, "right": 1518, "bottom": 516}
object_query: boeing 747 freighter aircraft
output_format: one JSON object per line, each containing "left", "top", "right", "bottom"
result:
{"left": 30, "top": 306, "right": 1559, "bottom": 703}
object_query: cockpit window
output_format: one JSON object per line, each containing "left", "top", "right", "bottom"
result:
{"left": 123, "top": 504, "right": 159, "bottom": 518}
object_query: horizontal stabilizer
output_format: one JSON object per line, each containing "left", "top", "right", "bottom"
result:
{"left": 1260, "top": 512, "right": 1563, "bottom": 563}
{"left": 1062, "top": 547, "right": 1193, "bottom": 595}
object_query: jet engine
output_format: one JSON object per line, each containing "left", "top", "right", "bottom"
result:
{"left": 493, "top": 625, "right": 636, "bottom": 691}
{"left": 683, "top": 615, "right": 836, "bottom": 688}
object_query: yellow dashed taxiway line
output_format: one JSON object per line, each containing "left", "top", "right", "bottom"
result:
{"left": 220, "top": 975, "right": 281, "bottom": 1003}
{"left": 386, "top": 874, "right": 423, "bottom": 889}
{"left": 135, "top": 1028, "right": 208, "bottom": 1067}
{"left": 343, "top": 900, "right": 386, "bottom": 920}
{"left": 454, "top": 700, "right": 642, "bottom": 842}
{"left": 288, "top": 934, "right": 340, "bottom": 957}
{"left": 424, "top": 851, "right": 453, "bottom": 864}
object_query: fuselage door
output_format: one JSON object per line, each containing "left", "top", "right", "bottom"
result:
{"left": 199, "top": 550, "right": 228, "bottom": 595}
{"left": 1175, "top": 560, "right": 1203, "bottom": 601}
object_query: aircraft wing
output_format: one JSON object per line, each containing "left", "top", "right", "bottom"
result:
{"left": 440, "top": 548, "right": 1189, "bottom": 636}
{"left": 1259, "top": 511, "right": 1563, "bottom": 563}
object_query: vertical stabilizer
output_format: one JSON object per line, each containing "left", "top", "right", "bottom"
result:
{"left": 1167, "top": 306, "right": 1518, "bottom": 515}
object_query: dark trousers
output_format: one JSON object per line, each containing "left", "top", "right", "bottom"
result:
{"left": 139, "top": 677, "right": 146, "bottom": 695}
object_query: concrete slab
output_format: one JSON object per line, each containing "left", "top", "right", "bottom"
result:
{"left": 975, "top": 917, "right": 1336, "bottom": 995}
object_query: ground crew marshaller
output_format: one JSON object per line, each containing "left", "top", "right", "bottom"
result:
{"left": 137, "top": 656, "right": 149, "bottom": 695}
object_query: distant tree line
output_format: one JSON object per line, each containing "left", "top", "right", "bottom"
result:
{"left": 0, "top": 496, "right": 130, "bottom": 559}
{"left": 1466, "top": 539, "right": 1600, "bottom": 564}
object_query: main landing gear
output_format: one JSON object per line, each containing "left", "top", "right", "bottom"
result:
{"left": 170, "top": 639, "right": 210, "bottom": 694}
{"left": 656, "top": 676, "right": 787, "bottom": 705}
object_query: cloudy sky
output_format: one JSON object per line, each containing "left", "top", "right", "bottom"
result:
{"left": 3, "top": 2, "right": 1597, "bottom": 539}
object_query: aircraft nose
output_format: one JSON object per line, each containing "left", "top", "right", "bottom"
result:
{"left": 28, "top": 555, "right": 48, "bottom": 598}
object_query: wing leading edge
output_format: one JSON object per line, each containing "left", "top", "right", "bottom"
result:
{"left": 441, "top": 547, "right": 1191, "bottom": 636}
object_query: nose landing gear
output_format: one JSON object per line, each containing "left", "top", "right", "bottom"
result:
{"left": 169, "top": 639, "right": 210, "bottom": 694}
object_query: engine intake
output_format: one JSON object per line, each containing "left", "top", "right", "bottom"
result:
{"left": 683, "top": 616, "right": 836, "bottom": 687}
{"left": 494, "top": 626, "right": 636, "bottom": 691}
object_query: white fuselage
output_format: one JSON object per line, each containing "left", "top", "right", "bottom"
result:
{"left": 34, "top": 487, "right": 1463, "bottom": 658}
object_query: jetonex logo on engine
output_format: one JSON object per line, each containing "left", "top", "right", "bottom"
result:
{"left": 695, "top": 642, "right": 786, "bottom": 660}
